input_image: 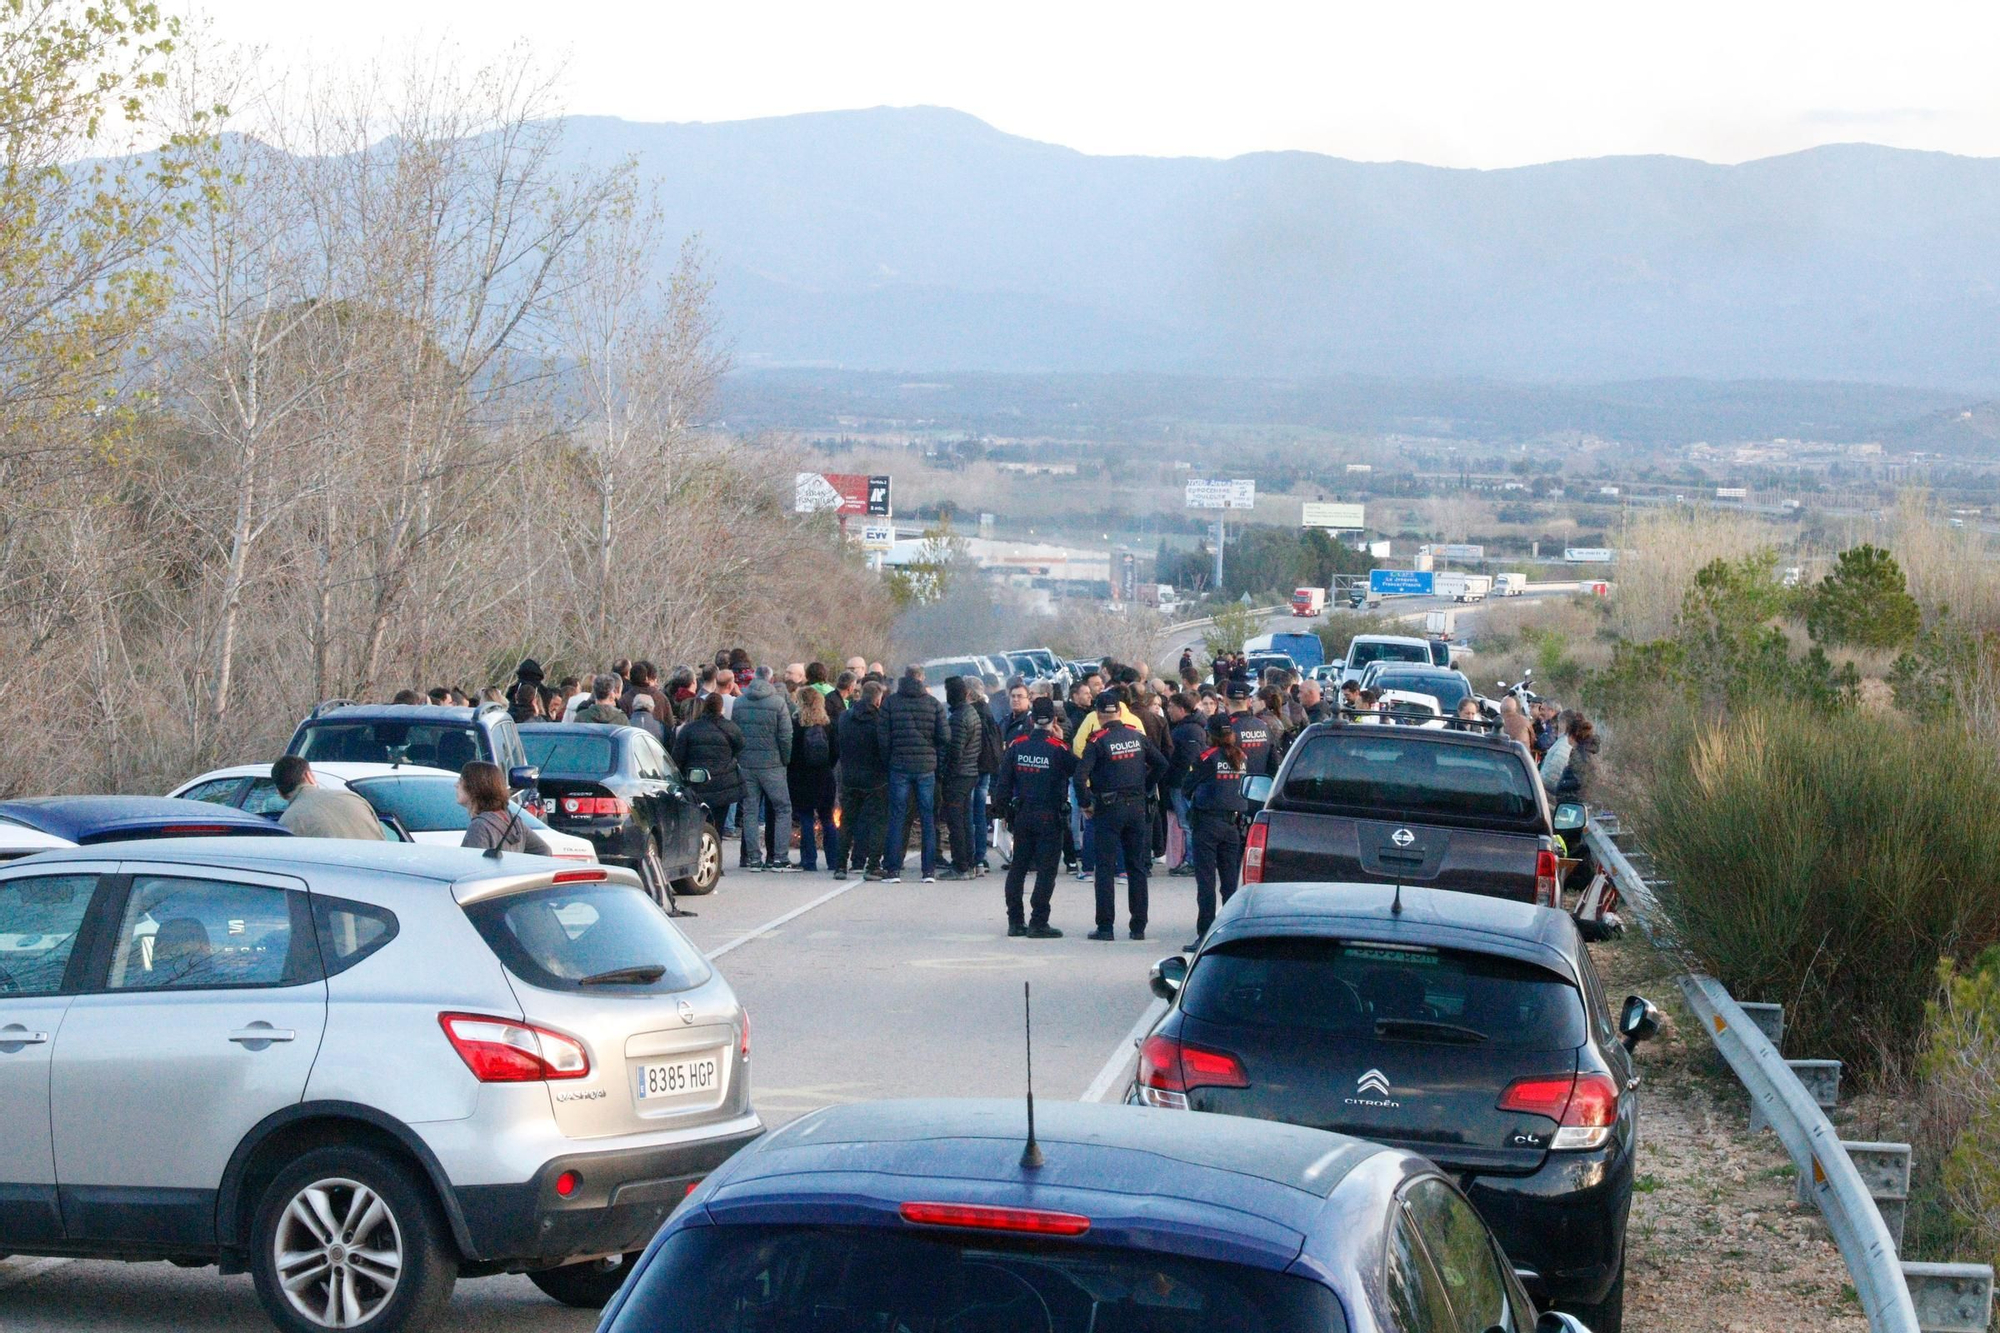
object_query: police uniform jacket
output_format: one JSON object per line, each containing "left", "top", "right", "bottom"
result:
{"left": 994, "top": 729, "right": 1077, "bottom": 814}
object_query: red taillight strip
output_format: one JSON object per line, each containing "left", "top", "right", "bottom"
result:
{"left": 552, "top": 868, "right": 608, "bottom": 883}
{"left": 900, "top": 1202, "right": 1090, "bottom": 1236}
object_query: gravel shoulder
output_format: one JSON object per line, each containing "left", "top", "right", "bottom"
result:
{"left": 1592, "top": 932, "right": 1867, "bottom": 1333}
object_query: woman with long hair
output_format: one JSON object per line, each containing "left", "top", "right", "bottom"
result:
{"left": 457, "top": 761, "right": 550, "bottom": 854}
{"left": 1179, "top": 714, "right": 1251, "bottom": 951}
{"left": 789, "top": 684, "right": 840, "bottom": 872}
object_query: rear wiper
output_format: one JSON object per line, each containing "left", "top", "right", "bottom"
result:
{"left": 1375, "top": 1017, "right": 1490, "bottom": 1044}
{"left": 578, "top": 964, "right": 667, "bottom": 986}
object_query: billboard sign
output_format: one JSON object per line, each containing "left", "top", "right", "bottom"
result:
{"left": 859, "top": 523, "right": 896, "bottom": 551}
{"left": 1301, "top": 501, "right": 1365, "bottom": 530}
{"left": 1369, "top": 569, "right": 1436, "bottom": 597}
{"left": 795, "top": 472, "right": 892, "bottom": 516}
{"left": 1368, "top": 539, "right": 1393, "bottom": 559}
{"left": 1430, "top": 543, "right": 1485, "bottom": 560}
{"left": 1117, "top": 552, "right": 1138, "bottom": 603}
{"left": 1186, "top": 478, "right": 1257, "bottom": 509}
{"left": 1565, "top": 547, "right": 1617, "bottom": 564}
{"left": 1716, "top": 487, "right": 1748, "bottom": 500}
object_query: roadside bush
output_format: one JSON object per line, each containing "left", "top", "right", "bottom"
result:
{"left": 1911, "top": 950, "right": 2000, "bottom": 1270}
{"left": 1641, "top": 705, "right": 2000, "bottom": 1075}
{"left": 1806, "top": 544, "right": 1922, "bottom": 650}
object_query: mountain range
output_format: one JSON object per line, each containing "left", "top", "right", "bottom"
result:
{"left": 554, "top": 108, "right": 2000, "bottom": 391}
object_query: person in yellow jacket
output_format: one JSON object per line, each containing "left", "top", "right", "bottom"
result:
{"left": 1070, "top": 692, "right": 1141, "bottom": 755}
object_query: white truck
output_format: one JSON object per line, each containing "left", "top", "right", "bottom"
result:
{"left": 1423, "top": 609, "right": 1457, "bottom": 638}
{"left": 1494, "top": 572, "right": 1528, "bottom": 596}
{"left": 1432, "top": 571, "right": 1468, "bottom": 600}
{"left": 1454, "top": 574, "right": 1493, "bottom": 603}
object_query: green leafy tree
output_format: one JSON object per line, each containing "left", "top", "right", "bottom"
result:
{"left": 1201, "top": 601, "right": 1264, "bottom": 659}
{"left": 1806, "top": 544, "right": 1923, "bottom": 649}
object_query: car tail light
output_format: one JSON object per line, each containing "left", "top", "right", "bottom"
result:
{"left": 560, "top": 796, "right": 632, "bottom": 818}
{"left": 1498, "top": 1071, "right": 1619, "bottom": 1150}
{"left": 900, "top": 1202, "right": 1091, "bottom": 1236}
{"left": 1535, "top": 848, "right": 1560, "bottom": 907}
{"left": 1136, "top": 1033, "right": 1248, "bottom": 1110}
{"left": 438, "top": 1013, "right": 591, "bottom": 1082}
{"left": 1243, "top": 818, "right": 1268, "bottom": 884}
{"left": 554, "top": 1171, "right": 580, "bottom": 1198}
{"left": 551, "top": 868, "right": 608, "bottom": 884}
{"left": 739, "top": 1010, "right": 751, "bottom": 1060}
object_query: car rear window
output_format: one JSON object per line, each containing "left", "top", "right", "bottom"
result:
{"left": 520, "top": 731, "right": 618, "bottom": 776}
{"left": 1371, "top": 674, "right": 1471, "bottom": 712}
{"left": 295, "top": 720, "right": 484, "bottom": 771}
{"left": 347, "top": 776, "right": 551, "bottom": 833}
{"left": 1347, "top": 640, "right": 1432, "bottom": 669}
{"left": 1182, "top": 937, "right": 1585, "bottom": 1050}
{"left": 464, "top": 884, "right": 710, "bottom": 994}
{"left": 1279, "top": 732, "right": 1539, "bottom": 822}
{"left": 607, "top": 1224, "right": 1347, "bottom": 1333}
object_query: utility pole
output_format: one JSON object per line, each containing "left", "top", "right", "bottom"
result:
{"left": 1213, "top": 517, "right": 1226, "bottom": 591}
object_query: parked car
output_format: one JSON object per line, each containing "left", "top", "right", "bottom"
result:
{"left": 285, "top": 702, "right": 531, "bottom": 780}
{"left": 1357, "top": 663, "right": 1478, "bottom": 716}
{"left": 0, "top": 839, "right": 761, "bottom": 1331}
{"left": 1244, "top": 718, "right": 1573, "bottom": 905}
{"left": 599, "top": 1097, "right": 1598, "bottom": 1333}
{"left": 0, "top": 796, "right": 293, "bottom": 846}
{"left": 520, "top": 723, "right": 721, "bottom": 894}
{"left": 1001, "top": 646, "right": 1069, "bottom": 685}
{"left": 1334, "top": 634, "right": 1438, "bottom": 687}
{"left": 166, "top": 762, "right": 594, "bottom": 860}
{"left": 1137, "top": 881, "right": 1656, "bottom": 1330}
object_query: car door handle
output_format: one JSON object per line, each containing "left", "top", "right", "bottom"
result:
{"left": 229, "top": 1027, "right": 296, "bottom": 1044}
{"left": 0, "top": 1027, "right": 49, "bottom": 1045}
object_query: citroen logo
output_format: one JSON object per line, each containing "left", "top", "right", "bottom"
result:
{"left": 1391, "top": 827, "right": 1416, "bottom": 847}
{"left": 1356, "top": 1068, "right": 1392, "bottom": 1096}
{"left": 678, "top": 1000, "right": 695, "bottom": 1026}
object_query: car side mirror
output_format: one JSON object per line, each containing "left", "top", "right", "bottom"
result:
{"left": 1243, "top": 775, "right": 1274, "bottom": 804}
{"left": 1553, "top": 802, "right": 1585, "bottom": 832}
{"left": 1620, "top": 995, "right": 1661, "bottom": 1050}
{"left": 1149, "top": 954, "right": 1188, "bottom": 1000}
{"left": 1536, "top": 1313, "right": 1595, "bottom": 1333}
{"left": 685, "top": 767, "right": 710, "bottom": 785}
{"left": 507, "top": 765, "right": 540, "bottom": 791}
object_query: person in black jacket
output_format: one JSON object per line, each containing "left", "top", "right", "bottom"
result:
{"left": 993, "top": 698, "right": 1074, "bottom": 938}
{"left": 836, "top": 680, "right": 890, "bottom": 879}
{"left": 789, "top": 685, "right": 841, "bottom": 872}
{"left": 1225, "top": 679, "right": 1277, "bottom": 776}
{"left": 1077, "top": 689, "right": 1168, "bottom": 942}
{"left": 938, "top": 675, "right": 985, "bottom": 879}
{"left": 671, "top": 693, "right": 744, "bottom": 838}
{"left": 1164, "top": 693, "right": 1207, "bottom": 876}
{"left": 1181, "top": 714, "right": 1251, "bottom": 950}
{"left": 878, "top": 665, "right": 950, "bottom": 883}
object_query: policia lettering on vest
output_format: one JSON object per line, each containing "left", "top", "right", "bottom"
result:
{"left": 1076, "top": 688, "right": 1169, "bottom": 942}
{"left": 992, "top": 697, "right": 1075, "bottom": 939}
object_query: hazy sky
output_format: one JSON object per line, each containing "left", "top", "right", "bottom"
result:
{"left": 200, "top": 0, "right": 1999, "bottom": 168}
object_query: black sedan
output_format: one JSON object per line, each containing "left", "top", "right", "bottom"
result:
{"left": 1135, "top": 881, "right": 1657, "bottom": 1333}
{"left": 519, "top": 723, "right": 721, "bottom": 895}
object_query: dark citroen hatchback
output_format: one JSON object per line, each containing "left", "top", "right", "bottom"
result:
{"left": 1133, "top": 882, "right": 1658, "bottom": 1333}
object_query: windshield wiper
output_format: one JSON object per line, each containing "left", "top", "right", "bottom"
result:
{"left": 1375, "top": 1017, "right": 1490, "bottom": 1044}
{"left": 578, "top": 964, "right": 667, "bottom": 986}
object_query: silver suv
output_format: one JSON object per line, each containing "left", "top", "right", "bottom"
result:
{"left": 0, "top": 838, "right": 760, "bottom": 1331}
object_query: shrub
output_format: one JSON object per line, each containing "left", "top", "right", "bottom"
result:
{"left": 1912, "top": 950, "right": 2000, "bottom": 1268}
{"left": 1641, "top": 705, "right": 2000, "bottom": 1075}
{"left": 1807, "top": 544, "right": 1922, "bottom": 650}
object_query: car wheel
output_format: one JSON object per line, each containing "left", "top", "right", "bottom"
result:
{"left": 674, "top": 821, "right": 722, "bottom": 895}
{"left": 251, "top": 1145, "right": 456, "bottom": 1333}
{"left": 527, "top": 1252, "right": 640, "bottom": 1308}
{"left": 1557, "top": 1259, "right": 1623, "bottom": 1333}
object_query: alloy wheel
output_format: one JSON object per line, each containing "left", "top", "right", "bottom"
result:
{"left": 272, "top": 1176, "right": 404, "bottom": 1328}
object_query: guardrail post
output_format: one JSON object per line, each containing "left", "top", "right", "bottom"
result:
{"left": 1840, "top": 1142, "right": 1910, "bottom": 1251}
{"left": 1901, "top": 1262, "right": 1995, "bottom": 1333}
{"left": 1739, "top": 1001, "right": 1784, "bottom": 1048}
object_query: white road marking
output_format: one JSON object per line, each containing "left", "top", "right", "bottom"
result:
{"left": 705, "top": 879, "right": 867, "bottom": 960}
{"left": 1081, "top": 998, "right": 1167, "bottom": 1103}
{"left": 0, "top": 1257, "right": 69, "bottom": 1293}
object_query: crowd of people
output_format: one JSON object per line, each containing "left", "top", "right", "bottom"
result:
{"left": 375, "top": 644, "right": 1598, "bottom": 946}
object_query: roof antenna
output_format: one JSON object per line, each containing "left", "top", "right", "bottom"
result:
{"left": 1020, "top": 981, "right": 1044, "bottom": 1170}
{"left": 1391, "top": 883, "right": 1404, "bottom": 915}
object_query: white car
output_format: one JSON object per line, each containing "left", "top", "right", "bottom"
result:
{"left": 167, "top": 761, "right": 597, "bottom": 860}
{"left": 0, "top": 823, "right": 77, "bottom": 862}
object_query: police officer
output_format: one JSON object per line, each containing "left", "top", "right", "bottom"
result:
{"left": 992, "top": 697, "right": 1074, "bottom": 939}
{"left": 1077, "top": 687, "right": 1167, "bottom": 941}
{"left": 1181, "top": 714, "right": 1250, "bottom": 951}
{"left": 1225, "top": 679, "right": 1277, "bottom": 777}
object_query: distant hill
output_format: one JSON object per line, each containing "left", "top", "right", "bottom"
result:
{"left": 553, "top": 108, "right": 2000, "bottom": 390}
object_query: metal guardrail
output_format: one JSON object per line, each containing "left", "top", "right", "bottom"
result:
{"left": 1581, "top": 816, "right": 1995, "bottom": 1333}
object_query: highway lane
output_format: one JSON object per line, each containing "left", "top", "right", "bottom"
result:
{"left": 0, "top": 844, "right": 1188, "bottom": 1331}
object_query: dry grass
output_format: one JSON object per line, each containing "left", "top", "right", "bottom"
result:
{"left": 1886, "top": 493, "right": 2000, "bottom": 632}
{"left": 1610, "top": 507, "right": 1795, "bottom": 641}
